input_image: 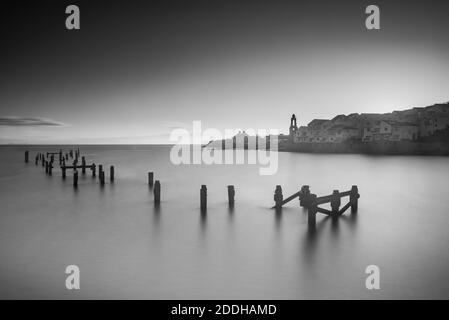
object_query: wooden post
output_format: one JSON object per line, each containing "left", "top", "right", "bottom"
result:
{"left": 266, "top": 135, "right": 270, "bottom": 150}
{"left": 110, "top": 166, "right": 114, "bottom": 182}
{"left": 350, "top": 185, "right": 359, "bottom": 213}
{"left": 300, "top": 185, "right": 310, "bottom": 207}
{"left": 35, "top": 155, "right": 39, "bottom": 165}
{"left": 256, "top": 135, "right": 258, "bottom": 150}
{"left": 221, "top": 139, "right": 225, "bottom": 150}
{"left": 308, "top": 194, "right": 317, "bottom": 227}
{"left": 73, "top": 170, "right": 78, "bottom": 188}
{"left": 331, "top": 190, "right": 341, "bottom": 215}
{"left": 274, "top": 185, "right": 283, "bottom": 208}
{"left": 65, "top": 154, "right": 69, "bottom": 161}
{"left": 42, "top": 157, "right": 45, "bottom": 167}
{"left": 200, "top": 185, "right": 207, "bottom": 212}
{"left": 59, "top": 150, "right": 62, "bottom": 164}
{"left": 227, "top": 185, "right": 235, "bottom": 207}
{"left": 48, "top": 161, "right": 53, "bottom": 175}
{"left": 81, "top": 157, "right": 86, "bottom": 174}
{"left": 148, "top": 172, "right": 154, "bottom": 187}
{"left": 99, "top": 170, "right": 105, "bottom": 186}
{"left": 69, "top": 150, "right": 73, "bottom": 158}
{"left": 98, "top": 164, "right": 104, "bottom": 184}
{"left": 154, "top": 180, "right": 161, "bottom": 204}
{"left": 25, "top": 151, "right": 29, "bottom": 163}
{"left": 45, "top": 161, "right": 49, "bottom": 174}
{"left": 62, "top": 166, "right": 66, "bottom": 179}
{"left": 232, "top": 136, "right": 236, "bottom": 150}
{"left": 91, "top": 163, "right": 96, "bottom": 177}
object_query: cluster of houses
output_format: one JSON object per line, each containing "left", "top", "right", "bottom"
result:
{"left": 283, "top": 103, "right": 449, "bottom": 144}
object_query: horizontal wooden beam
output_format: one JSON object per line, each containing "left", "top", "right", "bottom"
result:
{"left": 316, "top": 206, "right": 332, "bottom": 215}
{"left": 316, "top": 189, "right": 353, "bottom": 205}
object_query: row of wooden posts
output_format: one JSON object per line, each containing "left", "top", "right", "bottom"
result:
{"left": 27, "top": 150, "right": 237, "bottom": 210}
{"left": 147, "top": 172, "right": 234, "bottom": 209}
{"left": 30, "top": 150, "right": 113, "bottom": 188}
{"left": 25, "top": 150, "right": 360, "bottom": 223}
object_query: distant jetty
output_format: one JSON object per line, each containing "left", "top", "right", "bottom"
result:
{"left": 207, "top": 102, "right": 449, "bottom": 155}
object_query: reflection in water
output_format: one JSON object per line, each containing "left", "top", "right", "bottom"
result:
{"left": 340, "top": 212, "right": 358, "bottom": 231}
{"left": 153, "top": 203, "right": 161, "bottom": 226}
{"left": 303, "top": 211, "right": 359, "bottom": 265}
{"left": 303, "top": 215, "right": 329, "bottom": 264}
{"left": 199, "top": 210, "right": 207, "bottom": 234}
{"left": 227, "top": 205, "right": 234, "bottom": 223}
{"left": 330, "top": 215, "right": 340, "bottom": 237}
{"left": 274, "top": 207, "right": 282, "bottom": 231}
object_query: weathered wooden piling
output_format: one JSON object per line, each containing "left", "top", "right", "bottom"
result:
{"left": 110, "top": 166, "right": 114, "bottom": 182}
{"left": 73, "top": 170, "right": 78, "bottom": 188}
{"left": 331, "top": 190, "right": 341, "bottom": 215}
{"left": 45, "top": 161, "right": 49, "bottom": 174}
{"left": 350, "top": 185, "right": 359, "bottom": 213}
{"left": 65, "top": 154, "right": 69, "bottom": 161}
{"left": 200, "top": 185, "right": 207, "bottom": 211}
{"left": 148, "top": 172, "right": 154, "bottom": 187}
{"left": 92, "top": 163, "right": 96, "bottom": 177}
{"left": 99, "top": 170, "right": 105, "bottom": 186}
{"left": 227, "top": 185, "right": 235, "bottom": 207}
{"left": 98, "top": 164, "right": 104, "bottom": 185}
{"left": 308, "top": 194, "right": 317, "bottom": 227}
{"left": 81, "top": 157, "right": 86, "bottom": 174}
{"left": 266, "top": 136, "right": 270, "bottom": 150}
{"left": 154, "top": 180, "right": 161, "bottom": 204}
{"left": 35, "top": 155, "right": 39, "bottom": 165}
{"left": 274, "top": 185, "right": 283, "bottom": 208}
{"left": 62, "top": 166, "right": 66, "bottom": 179}
{"left": 42, "top": 157, "right": 45, "bottom": 167}
{"left": 299, "top": 185, "right": 310, "bottom": 207}
{"left": 48, "top": 161, "right": 53, "bottom": 175}
{"left": 69, "top": 150, "right": 73, "bottom": 158}
{"left": 24, "top": 151, "right": 29, "bottom": 163}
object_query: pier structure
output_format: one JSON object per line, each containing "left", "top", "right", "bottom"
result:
{"left": 272, "top": 185, "right": 360, "bottom": 226}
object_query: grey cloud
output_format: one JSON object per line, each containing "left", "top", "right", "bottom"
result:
{"left": 0, "top": 117, "right": 65, "bottom": 127}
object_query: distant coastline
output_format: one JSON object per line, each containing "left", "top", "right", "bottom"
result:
{"left": 278, "top": 138, "right": 449, "bottom": 156}
{"left": 207, "top": 102, "right": 449, "bottom": 156}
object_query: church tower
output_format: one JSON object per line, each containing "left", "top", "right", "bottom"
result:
{"left": 289, "top": 114, "right": 298, "bottom": 142}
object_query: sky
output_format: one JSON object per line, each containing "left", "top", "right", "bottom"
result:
{"left": 1, "top": 0, "right": 449, "bottom": 144}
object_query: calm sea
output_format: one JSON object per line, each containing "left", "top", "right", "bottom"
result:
{"left": 1, "top": 145, "right": 449, "bottom": 299}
